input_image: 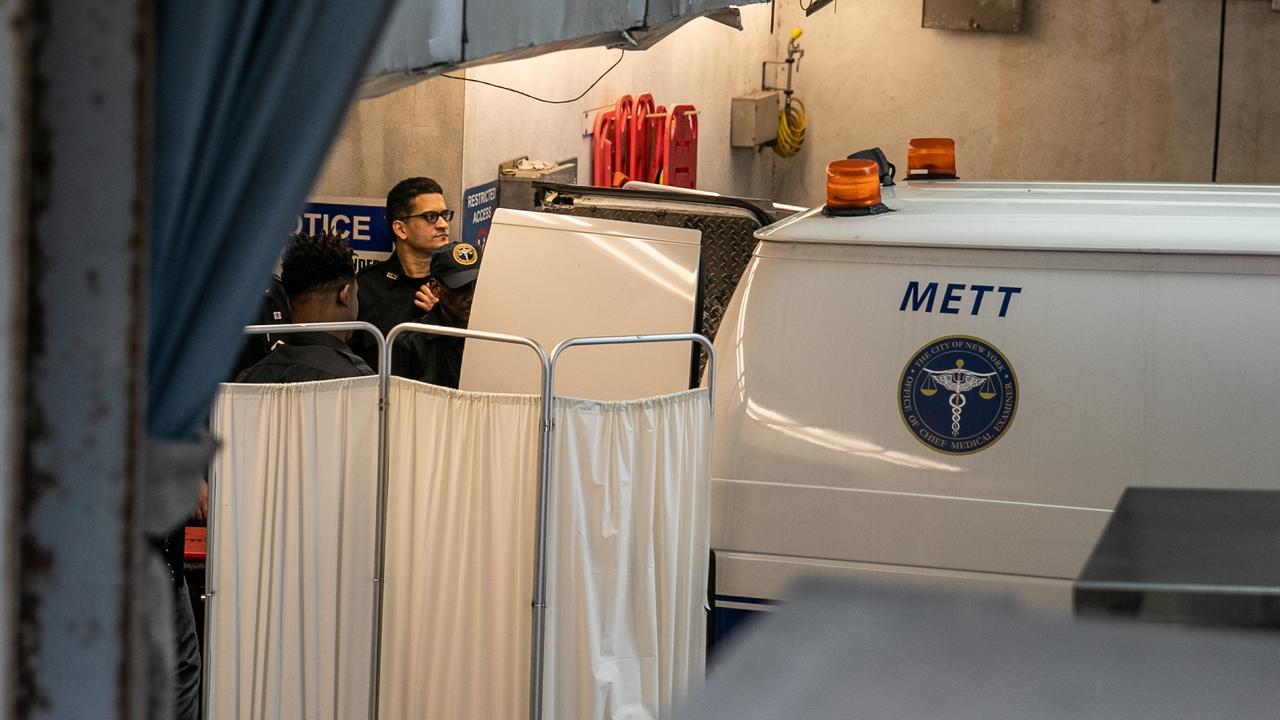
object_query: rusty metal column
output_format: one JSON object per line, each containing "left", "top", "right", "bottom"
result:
{"left": 15, "top": 0, "right": 152, "bottom": 717}
{"left": 0, "top": 0, "right": 22, "bottom": 715}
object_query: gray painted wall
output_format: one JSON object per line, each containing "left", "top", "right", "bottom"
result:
{"left": 313, "top": 7, "right": 776, "bottom": 208}
{"left": 312, "top": 75, "right": 466, "bottom": 236}
{"left": 458, "top": 6, "right": 776, "bottom": 199}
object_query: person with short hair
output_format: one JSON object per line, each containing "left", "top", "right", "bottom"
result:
{"left": 351, "top": 176, "right": 454, "bottom": 369}
{"left": 236, "top": 231, "right": 372, "bottom": 383}
{"left": 392, "top": 241, "right": 481, "bottom": 389}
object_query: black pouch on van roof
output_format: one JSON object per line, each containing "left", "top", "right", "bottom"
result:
{"left": 847, "top": 147, "right": 896, "bottom": 187}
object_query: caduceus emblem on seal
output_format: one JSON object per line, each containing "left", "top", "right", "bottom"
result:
{"left": 899, "top": 336, "right": 1018, "bottom": 455}
{"left": 919, "top": 359, "right": 999, "bottom": 437}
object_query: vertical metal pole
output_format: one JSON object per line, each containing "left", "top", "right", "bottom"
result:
{"left": 535, "top": 333, "right": 715, "bottom": 720}
{"left": 369, "top": 330, "right": 390, "bottom": 720}
{"left": 529, "top": 357, "right": 553, "bottom": 720}
{"left": 377, "top": 324, "right": 549, "bottom": 720}
{"left": 17, "top": 0, "right": 152, "bottom": 716}
{"left": 208, "top": 322, "right": 384, "bottom": 720}
{"left": 0, "top": 0, "right": 23, "bottom": 714}
{"left": 201, "top": 407, "right": 218, "bottom": 720}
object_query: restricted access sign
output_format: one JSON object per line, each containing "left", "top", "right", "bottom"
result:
{"left": 296, "top": 196, "right": 393, "bottom": 271}
{"left": 461, "top": 181, "right": 498, "bottom": 250}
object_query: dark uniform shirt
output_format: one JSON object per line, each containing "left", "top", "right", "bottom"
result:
{"left": 229, "top": 275, "right": 291, "bottom": 379}
{"left": 234, "top": 331, "right": 373, "bottom": 383}
{"left": 352, "top": 253, "right": 429, "bottom": 370}
{"left": 391, "top": 305, "right": 465, "bottom": 389}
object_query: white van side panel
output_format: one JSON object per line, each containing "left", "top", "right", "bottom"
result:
{"left": 712, "top": 242, "right": 1280, "bottom": 608}
{"left": 713, "top": 551, "right": 1073, "bottom": 614}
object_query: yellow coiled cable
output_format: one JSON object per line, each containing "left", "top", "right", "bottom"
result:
{"left": 774, "top": 98, "right": 806, "bottom": 158}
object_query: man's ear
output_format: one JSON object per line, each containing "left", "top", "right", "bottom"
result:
{"left": 391, "top": 218, "right": 407, "bottom": 242}
{"left": 426, "top": 277, "right": 443, "bottom": 295}
{"left": 337, "top": 281, "right": 353, "bottom": 307}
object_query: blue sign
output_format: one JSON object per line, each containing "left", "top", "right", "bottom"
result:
{"left": 296, "top": 197, "right": 392, "bottom": 271}
{"left": 899, "top": 336, "right": 1018, "bottom": 455}
{"left": 461, "top": 181, "right": 499, "bottom": 249}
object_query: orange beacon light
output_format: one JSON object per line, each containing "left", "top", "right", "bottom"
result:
{"left": 826, "top": 159, "right": 882, "bottom": 209}
{"left": 907, "top": 137, "right": 958, "bottom": 179}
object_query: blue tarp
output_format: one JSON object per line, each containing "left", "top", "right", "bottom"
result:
{"left": 149, "top": 0, "right": 397, "bottom": 441}
{"left": 361, "top": 0, "right": 765, "bottom": 97}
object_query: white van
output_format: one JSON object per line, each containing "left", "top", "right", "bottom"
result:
{"left": 710, "top": 154, "right": 1280, "bottom": 624}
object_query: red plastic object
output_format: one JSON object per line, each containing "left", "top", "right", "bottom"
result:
{"left": 665, "top": 104, "right": 699, "bottom": 189}
{"left": 652, "top": 105, "right": 668, "bottom": 183}
{"left": 184, "top": 526, "right": 207, "bottom": 562}
{"left": 629, "top": 93, "right": 657, "bottom": 184}
{"left": 592, "top": 110, "right": 616, "bottom": 187}
{"left": 612, "top": 95, "right": 634, "bottom": 187}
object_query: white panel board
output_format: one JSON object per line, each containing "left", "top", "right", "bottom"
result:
{"left": 462, "top": 209, "right": 700, "bottom": 400}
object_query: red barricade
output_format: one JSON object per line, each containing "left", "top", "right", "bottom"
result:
{"left": 592, "top": 110, "right": 616, "bottom": 187}
{"left": 653, "top": 105, "right": 667, "bottom": 183}
{"left": 665, "top": 104, "right": 698, "bottom": 189}
{"left": 612, "top": 94, "right": 634, "bottom": 187}
{"left": 592, "top": 95, "right": 696, "bottom": 188}
{"left": 630, "top": 93, "right": 657, "bottom": 184}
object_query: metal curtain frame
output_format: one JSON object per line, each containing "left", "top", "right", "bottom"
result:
{"left": 204, "top": 321, "right": 387, "bottom": 720}
{"left": 540, "top": 332, "right": 716, "bottom": 720}
{"left": 375, "top": 323, "right": 552, "bottom": 720}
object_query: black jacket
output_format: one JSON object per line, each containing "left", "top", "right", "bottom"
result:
{"left": 234, "top": 332, "right": 373, "bottom": 383}
{"left": 229, "top": 275, "right": 291, "bottom": 379}
{"left": 391, "top": 306, "right": 464, "bottom": 389}
{"left": 352, "top": 253, "right": 429, "bottom": 370}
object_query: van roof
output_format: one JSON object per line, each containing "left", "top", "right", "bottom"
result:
{"left": 759, "top": 180, "right": 1280, "bottom": 255}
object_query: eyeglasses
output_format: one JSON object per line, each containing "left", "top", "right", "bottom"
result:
{"left": 398, "top": 209, "right": 455, "bottom": 224}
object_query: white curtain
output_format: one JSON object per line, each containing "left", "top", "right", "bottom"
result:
{"left": 206, "top": 376, "right": 380, "bottom": 720}
{"left": 208, "top": 376, "right": 711, "bottom": 720}
{"left": 545, "top": 388, "right": 712, "bottom": 720}
{"left": 378, "top": 377, "right": 541, "bottom": 719}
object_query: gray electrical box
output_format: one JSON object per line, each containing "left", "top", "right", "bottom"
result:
{"left": 731, "top": 90, "right": 779, "bottom": 148}
{"left": 922, "top": 0, "right": 1023, "bottom": 33}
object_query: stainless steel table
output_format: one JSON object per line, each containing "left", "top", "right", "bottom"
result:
{"left": 1074, "top": 487, "right": 1280, "bottom": 629}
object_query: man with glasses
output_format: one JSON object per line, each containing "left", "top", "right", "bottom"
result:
{"left": 350, "top": 176, "right": 456, "bottom": 368}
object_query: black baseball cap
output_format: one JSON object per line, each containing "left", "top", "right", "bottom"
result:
{"left": 430, "top": 242, "right": 481, "bottom": 289}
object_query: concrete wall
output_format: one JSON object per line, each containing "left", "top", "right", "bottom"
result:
{"left": 457, "top": 5, "right": 775, "bottom": 198}
{"left": 316, "top": 0, "right": 1280, "bottom": 213}
{"left": 1219, "top": 0, "right": 1280, "bottom": 183}
{"left": 311, "top": 75, "right": 466, "bottom": 233}
{"left": 770, "top": 0, "right": 1280, "bottom": 206}
{"left": 313, "top": 5, "right": 777, "bottom": 212}
{"left": 770, "top": 0, "right": 1231, "bottom": 205}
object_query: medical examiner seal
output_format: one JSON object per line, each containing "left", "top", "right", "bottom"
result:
{"left": 898, "top": 335, "right": 1018, "bottom": 455}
